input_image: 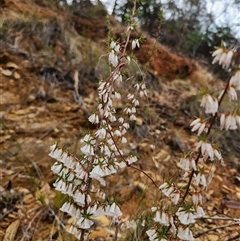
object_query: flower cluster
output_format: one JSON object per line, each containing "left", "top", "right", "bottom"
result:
{"left": 50, "top": 144, "right": 123, "bottom": 237}
{"left": 49, "top": 1, "right": 240, "bottom": 238}
{"left": 212, "top": 42, "right": 234, "bottom": 69}
{"left": 146, "top": 43, "right": 239, "bottom": 241}
{"left": 49, "top": 5, "right": 149, "bottom": 240}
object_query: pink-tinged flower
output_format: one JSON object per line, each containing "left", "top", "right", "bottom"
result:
{"left": 177, "top": 227, "right": 194, "bottom": 241}
{"left": 201, "top": 94, "right": 218, "bottom": 115}
{"left": 212, "top": 47, "right": 224, "bottom": 64}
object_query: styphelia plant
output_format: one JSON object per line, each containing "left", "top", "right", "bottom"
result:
{"left": 49, "top": 2, "right": 240, "bottom": 240}
{"left": 49, "top": 1, "right": 146, "bottom": 240}
{"left": 146, "top": 43, "right": 240, "bottom": 240}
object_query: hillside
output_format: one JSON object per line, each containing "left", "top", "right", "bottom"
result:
{"left": 0, "top": 1, "right": 240, "bottom": 241}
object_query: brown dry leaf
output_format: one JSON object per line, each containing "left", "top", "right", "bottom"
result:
{"left": 1, "top": 68, "right": 12, "bottom": 76}
{"left": 6, "top": 62, "right": 19, "bottom": 69}
{"left": 3, "top": 219, "right": 20, "bottom": 241}
{"left": 13, "top": 71, "right": 20, "bottom": 79}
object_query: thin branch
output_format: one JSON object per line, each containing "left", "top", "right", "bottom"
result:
{"left": 195, "top": 221, "right": 240, "bottom": 238}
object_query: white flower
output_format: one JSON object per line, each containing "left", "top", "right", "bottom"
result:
{"left": 225, "top": 114, "right": 237, "bottom": 130}
{"left": 51, "top": 162, "right": 63, "bottom": 174}
{"left": 196, "top": 141, "right": 214, "bottom": 160}
{"left": 194, "top": 172, "right": 207, "bottom": 187}
{"left": 76, "top": 217, "right": 94, "bottom": 229}
{"left": 154, "top": 211, "right": 169, "bottom": 226}
{"left": 212, "top": 47, "right": 224, "bottom": 64}
{"left": 73, "top": 190, "right": 86, "bottom": 206}
{"left": 159, "top": 183, "right": 174, "bottom": 197}
{"left": 213, "top": 148, "right": 222, "bottom": 161}
{"left": 68, "top": 225, "right": 81, "bottom": 238}
{"left": 222, "top": 50, "right": 234, "bottom": 68}
{"left": 192, "top": 192, "right": 203, "bottom": 205}
{"left": 230, "top": 69, "right": 240, "bottom": 90}
{"left": 236, "top": 115, "right": 240, "bottom": 127}
{"left": 110, "top": 41, "right": 116, "bottom": 49}
{"left": 49, "top": 144, "right": 62, "bottom": 160}
{"left": 201, "top": 94, "right": 218, "bottom": 115}
{"left": 146, "top": 229, "right": 158, "bottom": 241}
{"left": 81, "top": 144, "right": 94, "bottom": 155}
{"left": 132, "top": 39, "right": 140, "bottom": 50}
{"left": 179, "top": 157, "right": 190, "bottom": 171}
{"left": 109, "top": 50, "right": 118, "bottom": 67}
{"left": 95, "top": 127, "right": 107, "bottom": 139}
{"left": 196, "top": 205, "right": 205, "bottom": 218}
{"left": 126, "top": 156, "right": 138, "bottom": 165}
{"left": 105, "top": 203, "right": 122, "bottom": 218}
{"left": 190, "top": 118, "right": 206, "bottom": 135}
{"left": 176, "top": 207, "right": 196, "bottom": 225}
{"left": 170, "top": 191, "right": 180, "bottom": 204}
{"left": 220, "top": 113, "right": 226, "bottom": 130}
{"left": 177, "top": 227, "right": 194, "bottom": 241}
{"left": 53, "top": 179, "right": 66, "bottom": 192}
{"left": 227, "top": 86, "right": 238, "bottom": 101}
{"left": 88, "top": 113, "right": 99, "bottom": 124}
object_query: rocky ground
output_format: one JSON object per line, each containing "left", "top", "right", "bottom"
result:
{"left": 0, "top": 0, "right": 240, "bottom": 240}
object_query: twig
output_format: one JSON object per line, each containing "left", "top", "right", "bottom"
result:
{"left": 227, "top": 233, "right": 240, "bottom": 241}
{"left": 195, "top": 221, "right": 240, "bottom": 238}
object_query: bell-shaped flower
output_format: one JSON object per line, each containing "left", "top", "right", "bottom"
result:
{"left": 201, "top": 94, "right": 218, "bottom": 115}
{"left": 230, "top": 69, "right": 240, "bottom": 90}
{"left": 177, "top": 227, "right": 194, "bottom": 241}
{"left": 146, "top": 229, "right": 158, "bottom": 241}
{"left": 176, "top": 207, "right": 196, "bottom": 225}
{"left": 76, "top": 217, "right": 94, "bottom": 229}
{"left": 159, "top": 182, "right": 174, "bottom": 197}
{"left": 153, "top": 211, "right": 169, "bottom": 226}
{"left": 212, "top": 47, "right": 224, "bottom": 64}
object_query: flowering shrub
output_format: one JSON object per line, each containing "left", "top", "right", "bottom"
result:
{"left": 49, "top": 2, "right": 240, "bottom": 241}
